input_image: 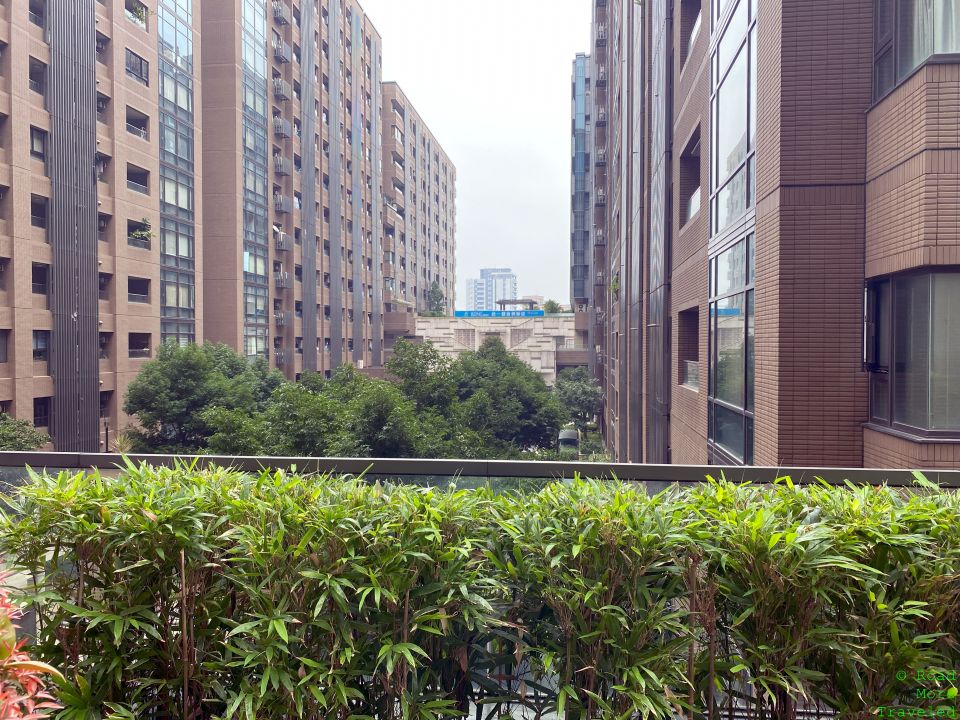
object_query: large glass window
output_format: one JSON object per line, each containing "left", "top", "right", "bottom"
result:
{"left": 866, "top": 270, "right": 960, "bottom": 433}
{"left": 709, "top": 234, "right": 755, "bottom": 464}
{"left": 711, "top": 0, "right": 755, "bottom": 236}
{"left": 877, "top": 0, "right": 960, "bottom": 98}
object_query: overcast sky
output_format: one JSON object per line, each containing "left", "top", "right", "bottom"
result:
{"left": 360, "top": 0, "right": 592, "bottom": 309}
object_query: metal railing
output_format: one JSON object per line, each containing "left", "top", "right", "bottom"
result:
{"left": 127, "top": 178, "right": 149, "bottom": 194}
{"left": 125, "top": 122, "right": 148, "bottom": 140}
{"left": 0, "top": 452, "right": 956, "bottom": 489}
{"left": 127, "top": 292, "right": 149, "bottom": 303}
{"left": 681, "top": 360, "right": 699, "bottom": 390}
{"left": 127, "top": 348, "right": 150, "bottom": 359}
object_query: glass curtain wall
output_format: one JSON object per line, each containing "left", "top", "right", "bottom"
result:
{"left": 241, "top": 0, "right": 270, "bottom": 359}
{"left": 158, "top": 0, "right": 196, "bottom": 345}
{"left": 708, "top": 0, "right": 756, "bottom": 465}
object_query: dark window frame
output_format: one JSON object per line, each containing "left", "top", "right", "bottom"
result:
{"left": 707, "top": 233, "right": 756, "bottom": 465}
{"left": 865, "top": 268, "right": 960, "bottom": 438}
{"left": 709, "top": 0, "right": 757, "bottom": 238}
{"left": 32, "top": 396, "right": 50, "bottom": 428}
{"left": 125, "top": 48, "right": 150, "bottom": 86}
{"left": 873, "top": 0, "right": 960, "bottom": 101}
{"left": 32, "top": 329, "right": 50, "bottom": 363}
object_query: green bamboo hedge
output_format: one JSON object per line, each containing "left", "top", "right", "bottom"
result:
{"left": 1, "top": 464, "right": 959, "bottom": 720}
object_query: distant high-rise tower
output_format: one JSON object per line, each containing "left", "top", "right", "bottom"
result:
{"left": 465, "top": 268, "right": 518, "bottom": 311}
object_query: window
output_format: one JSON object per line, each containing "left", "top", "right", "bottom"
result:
{"left": 28, "top": 58, "right": 46, "bottom": 96}
{"left": 876, "top": 0, "right": 960, "bottom": 98}
{"left": 99, "top": 273, "right": 112, "bottom": 301}
{"left": 680, "top": 128, "right": 702, "bottom": 226}
{"left": 33, "top": 397, "right": 50, "bottom": 429}
{"left": 99, "top": 332, "right": 111, "bottom": 360}
{"left": 30, "top": 195, "right": 48, "bottom": 229}
{"left": 127, "top": 219, "right": 151, "bottom": 249}
{"left": 127, "top": 164, "right": 150, "bottom": 193}
{"left": 127, "top": 276, "right": 150, "bottom": 303}
{"left": 125, "top": 49, "right": 150, "bottom": 85}
{"left": 866, "top": 270, "right": 960, "bottom": 434}
{"left": 711, "top": 0, "right": 755, "bottom": 236}
{"left": 128, "top": 332, "right": 151, "bottom": 359}
{"left": 0, "top": 330, "right": 8, "bottom": 363}
{"left": 31, "top": 263, "right": 48, "bottom": 295}
{"left": 682, "top": 0, "right": 703, "bottom": 62}
{"left": 679, "top": 307, "right": 701, "bottom": 390}
{"left": 32, "top": 330, "right": 50, "bottom": 363}
{"left": 708, "top": 235, "right": 755, "bottom": 464}
{"left": 125, "top": 0, "right": 147, "bottom": 28}
{"left": 30, "top": 127, "right": 46, "bottom": 160}
{"left": 125, "top": 106, "right": 149, "bottom": 139}
{"left": 28, "top": 0, "right": 46, "bottom": 28}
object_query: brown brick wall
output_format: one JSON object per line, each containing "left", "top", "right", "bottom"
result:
{"left": 753, "top": 0, "right": 872, "bottom": 467}
{"left": 864, "top": 427, "right": 960, "bottom": 469}
{"left": 866, "top": 63, "right": 960, "bottom": 277}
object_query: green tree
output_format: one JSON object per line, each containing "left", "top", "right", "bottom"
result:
{"left": 422, "top": 280, "right": 447, "bottom": 316}
{"left": 124, "top": 341, "right": 285, "bottom": 452}
{"left": 0, "top": 413, "right": 48, "bottom": 450}
{"left": 554, "top": 366, "right": 603, "bottom": 431}
{"left": 386, "top": 339, "right": 457, "bottom": 414}
{"left": 542, "top": 299, "right": 563, "bottom": 314}
{"left": 453, "top": 337, "right": 568, "bottom": 452}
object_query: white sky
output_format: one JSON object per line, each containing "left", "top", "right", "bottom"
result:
{"left": 360, "top": 0, "right": 592, "bottom": 309}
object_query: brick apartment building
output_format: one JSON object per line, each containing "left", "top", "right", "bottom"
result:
{"left": 0, "top": 0, "right": 456, "bottom": 451}
{"left": 580, "top": 0, "right": 960, "bottom": 468}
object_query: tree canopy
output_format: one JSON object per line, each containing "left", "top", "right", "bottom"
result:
{"left": 0, "top": 414, "right": 48, "bottom": 451}
{"left": 542, "top": 299, "right": 563, "bottom": 314}
{"left": 125, "top": 337, "right": 577, "bottom": 459}
{"left": 554, "top": 366, "right": 603, "bottom": 431}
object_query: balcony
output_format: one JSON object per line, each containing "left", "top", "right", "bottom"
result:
{"left": 273, "top": 116, "right": 292, "bottom": 137}
{"left": 595, "top": 149, "right": 607, "bottom": 165}
{"left": 595, "top": 229, "right": 605, "bottom": 245}
{"left": 596, "top": 24, "right": 608, "bottom": 46}
{"left": 556, "top": 347, "right": 591, "bottom": 368}
{"left": 274, "top": 194, "right": 293, "bottom": 214}
{"left": 274, "top": 271, "right": 291, "bottom": 289}
{"left": 273, "top": 0, "right": 292, "bottom": 24}
{"left": 595, "top": 190, "right": 607, "bottom": 206}
{"left": 383, "top": 310, "right": 416, "bottom": 336}
{"left": 275, "top": 310, "right": 292, "bottom": 327}
{"left": 273, "top": 154, "right": 292, "bottom": 176}
{"left": 273, "top": 78, "right": 292, "bottom": 101}
{"left": 273, "top": 40, "right": 292, "bottom": 64}
{"left": 596, "top": 66, "right": 607, "bottom": 87}
{"left": 275, "top": 229, "right": 292, "bottom": 251}
{"left": 274, "top": 348, "right": 290, "bottom": 366}
{"left": 596, "top": 108, "right": 607, "bottom": 126}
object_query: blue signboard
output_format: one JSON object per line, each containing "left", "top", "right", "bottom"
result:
{"left": 455, "top": 310, "right": 545, "bottom": 318}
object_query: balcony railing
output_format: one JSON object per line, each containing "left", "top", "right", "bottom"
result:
{"left": 274, "top": 230, "right": 292, "bottom": 251}
{"left": 275, "top": 310, "right": 291, "bottom": 327}
{"left": 272, "top": 40, "right": 291, "bottom": 63}
{"left": 274, "top": 194, "right": 293, "bottom": 213}
{"left": 127, "top": 179, "right": 148, "bottom": 194}
{"left": 274, "top": 349, "right": 290, "bottom": 366}
{"left": 273, "top": 0, "right": 292, "bottom": 24}
{"left": 128, "top": 348, "right": 151, "bottom": 359}
{"left": 274, "top": 271, "right": 291, "bottom": 289}
{"left": 273, "top": 78, "right": 292, "bottom": 101}
{"left": 0, "top": 452, "right": 956, "bottom": 489}
{"left": 273, "top": 154, "right": 292, "bottom": 176}
{"left": 273, "top": 116, "right": 292, "bottom": 137}
{"left": 127, "top": 292, "right": 149, "bottom": 303}
{"left": 126, "top": 122, "right": 148, "bottom": 140}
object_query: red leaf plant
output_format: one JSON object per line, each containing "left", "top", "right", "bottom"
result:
{"left": 0, "top": 573, "right": 62, "bottom": 719}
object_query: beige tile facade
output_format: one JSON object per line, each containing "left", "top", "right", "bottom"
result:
{"left": 414, "top": 315, "right": 585, "bottom": 386}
